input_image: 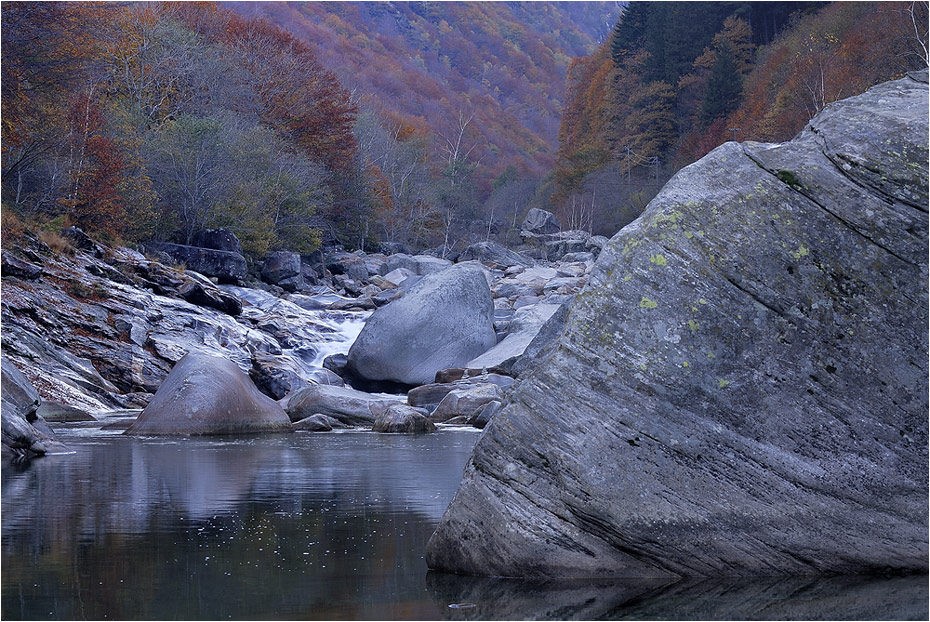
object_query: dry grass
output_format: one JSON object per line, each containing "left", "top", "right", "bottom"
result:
{"left": 1, "top": 210, "right": 27, "bottom": 249}
{"left": 38, "top": 230, "right": 75, "bottom": 256}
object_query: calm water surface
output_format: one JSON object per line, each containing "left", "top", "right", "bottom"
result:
{"left": 3, "top": 421, "right": 927, "bottom": 620}
{"left": 2, "top": 424, "right": 479, "bottom": 620}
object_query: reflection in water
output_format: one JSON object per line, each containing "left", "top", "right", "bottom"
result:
{"left": 2, "top": 430, "right": 478, "bottom": 620}
{"left": 427, "top": 572, "right": 929, "bottom": 621}
{"left": 3, "top": 429, "right": 927, "bottom": 620}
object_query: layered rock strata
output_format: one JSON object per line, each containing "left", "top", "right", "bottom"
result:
{"left": 427, "top": 73, "right": 929, "bottom": 578}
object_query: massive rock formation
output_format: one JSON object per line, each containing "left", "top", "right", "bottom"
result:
{"left": 427, "top": 73, "right": 929, "bottom": 578}
{"left": 125, "top": 352, "right": 292, "bottom": 435}
{"left": 146, "top": 242, "right": 247, "bottom": 284}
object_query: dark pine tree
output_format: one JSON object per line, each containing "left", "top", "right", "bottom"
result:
{"left": 610, "top": 1, "right": 653, "bottom": 66}
{"left": 700, "top": 43, "right": 743, "bottom": 125}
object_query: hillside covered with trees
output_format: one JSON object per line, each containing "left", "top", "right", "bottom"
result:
{"left": 3, "top": 2, "right": 361, "bottom": 255}
{"left": 232, "top": 1, "right": 623, "bottom": 179}
{"left": 553, "top": 1, "right": 929, "bottom": 236}
{"left": 3, "top": 1, "right": 927, "bottom": 260}
{"left": 2, "top": 1, "right": 623, "bottom": 256}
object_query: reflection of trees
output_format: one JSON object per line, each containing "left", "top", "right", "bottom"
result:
{"left": 2, "top": 432, "right": 477, "bottom": 619}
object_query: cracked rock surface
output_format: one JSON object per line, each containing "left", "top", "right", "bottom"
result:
{"left": 426, "top": 73, "right": 929, "bottom": 578}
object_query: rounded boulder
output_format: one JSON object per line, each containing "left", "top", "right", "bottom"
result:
{"left": 346, "top": 262, "right": 497, "bottom": 387}
{"left": 125, "top": 353, "right": 292, "bottom": 436}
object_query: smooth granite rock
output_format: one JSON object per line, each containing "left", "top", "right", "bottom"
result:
{"left": 285, "top": 384, "right": 403, "bottom": 427}
{"left": 372, "top": 404, "right": 436, "bottom": 434}
{"left": 1, "top": 357, "right": 69, "bottom": 458}
{"left": 465, "top": 303, "right": 563, "bottom": 374}
{"left": 427, "top": 74, "right": 929, "bottom": 578}
{"left": 430, "top": 383, "right": 503, "bottom": 423}
{"left": 346, "top": 262, "right": 497, "bottom": 387}
{"left": 125, "top": 353, "right": 292, "bottom": 436}
{"left": 293, "top": 414, "right": 336, "bottom": 432}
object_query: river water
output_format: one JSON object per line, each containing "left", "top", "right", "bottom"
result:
{"left": 3, "top": 421, "right": 927, "bottom": 620}
{"left": 2, "top": 424, "right": 481, "bottom": 620}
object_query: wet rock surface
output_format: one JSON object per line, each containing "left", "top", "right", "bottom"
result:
{"left": 1, "top": 357, "right": 70, "bottom": 459}
{"left": 372, "top": 404, "right": 436, "bottom": 434}
{"left": 285, "top": 384, "right": 404, "bottom": 427}
{"left": 427, "top": 74, "right": 930, "bottom": 578}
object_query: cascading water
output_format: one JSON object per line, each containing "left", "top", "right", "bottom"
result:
{"left": 221, "top": 285, "right": 369, "bottom": 379}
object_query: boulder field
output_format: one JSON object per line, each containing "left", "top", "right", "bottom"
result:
{"left": 426, "top": 73, "right": 929, "bottom": 578}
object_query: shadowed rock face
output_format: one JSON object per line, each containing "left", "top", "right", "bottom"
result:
{"left": 426, "top": 74, "right": 929, "bottom": 579}
{"left": 1, "top": 357, "right": 69, "bottom": 458}
{"left": 125, "top": 353, "right": 292, "bottom": 436}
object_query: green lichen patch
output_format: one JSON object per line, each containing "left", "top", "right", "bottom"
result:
{"left": 650, "top": 254, "right": 668, "bottom": 266}
{"left": 791, "top": 244, "right": 810, "bottom": 259}
{"left": 688, "top": 319, "right": 700, "bottom": 332}
{"left": 776, "top": 169, "right": 804, "bottom": 189}
{"left": 639, "top": 296, "right": 658, "bottom": 310}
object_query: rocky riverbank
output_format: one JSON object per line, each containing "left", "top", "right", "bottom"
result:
{"left": 1, "top": 206, "right": 599, "bottom": 453}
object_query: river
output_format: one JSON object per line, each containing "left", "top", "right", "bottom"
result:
{"left": 3, "top": 420, "right": 926, "bottom": 620}
{"left": 2, "top": 422, "right": 480, "bottom": 620}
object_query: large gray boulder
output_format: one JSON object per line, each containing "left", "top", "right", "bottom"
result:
{"left": 261, "top": 251, "right": 302, "bottom": 290}
{"left": 346, "top": 262, "right": 497, "bottom": 387}
{"left": 521, "top": 208, "right": 561, "bottom": 235}
{"left": 192, "top": 228, "right": 244, "bottom": 256}
{"left": 146, "top": 242, "right": 247, "bottom": 284}
{"left": 411, "top": 254, "right": 453, "bottom": 275}
{"left": 125, "top": 353, "right": 292, "bottom": 435}
{"left": 430, "top": 383, "right": 503, "bottom": 423}
{"left": 458, "top": 241, "right": 535, "bottom": 269}
{"left": 427, "top": 74, "right": 929, "bottom": 578}
{"left": 1, "top": 358, "right": 68, "bottom": 458}
{"left": 324, "top": 251, "right": 368, "bottom": 282}
{"left": 465, "top": 303, "right": 564, "bottom": 374}
{"left": 372, "top": 404, "right": 436, "bottom": 434}
{"left": 285, "top": 384, "right": 403, "bottom": 426}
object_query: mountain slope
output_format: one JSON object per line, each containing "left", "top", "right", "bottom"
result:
{"left": 228, "top": 1, "right": 623, "bottom": 179}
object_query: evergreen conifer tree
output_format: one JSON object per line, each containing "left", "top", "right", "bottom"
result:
{"left": 700, "top": 43, "right": 743, "bottom": 125}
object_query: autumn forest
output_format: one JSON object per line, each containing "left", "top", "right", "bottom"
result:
{"left": 2, "top": 1, "right": 928, "bottom": 258}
